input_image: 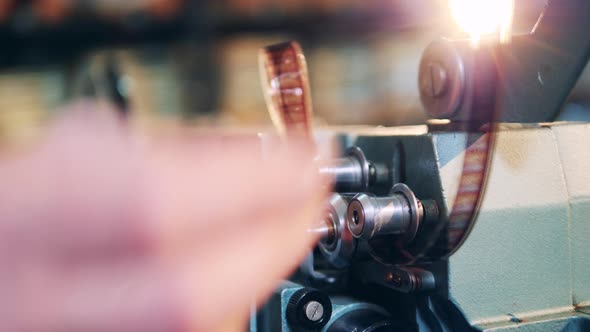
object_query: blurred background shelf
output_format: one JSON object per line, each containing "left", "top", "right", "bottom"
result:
{"left": 0, "top": 0, "right": 586, "bottom": 146}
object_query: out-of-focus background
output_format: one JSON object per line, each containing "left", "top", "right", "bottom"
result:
{"left": 0, "top": 0, "right": 588, "bottom": 144}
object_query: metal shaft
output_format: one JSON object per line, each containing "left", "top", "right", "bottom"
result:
{"left": 347, "top": 184, "right": 424, "bottom": 241}
{"left": 319, "top": 147, "right": 370, "bottom": 192}
{"left": 320, "top": 157, "right": 365, "bottom": 192}
{"left": 319, "top": 146, "right": 389, "bottom": 193}
{"left": 316, "top": 194, "right": 356, "bottom": 269}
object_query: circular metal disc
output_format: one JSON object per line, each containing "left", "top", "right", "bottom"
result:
{"left": 419, "top": 39, "right": 465, "bottom": 119}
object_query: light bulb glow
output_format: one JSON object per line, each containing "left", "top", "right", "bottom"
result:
{"left": 450, "top": 0, "right": 514, "bottom": 43}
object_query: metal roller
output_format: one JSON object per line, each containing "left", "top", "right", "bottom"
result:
{"left": 346, "top": 184, "right": 437, "bottom": 244}
{"left": 317, "top": 194, "right": 356, "bottom": 269}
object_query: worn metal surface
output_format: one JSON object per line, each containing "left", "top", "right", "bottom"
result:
{"left": 552, "top": 123, "right": 590, "bottom": 306}
{"left": 496, "top": 0, "right": 590, "bottom": 123}
{"left": 448, "top": 127, "right": 571, "bottom": 324}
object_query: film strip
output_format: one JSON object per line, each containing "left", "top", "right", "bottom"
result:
{"left": 431, "top": 44, "right": 500, "bottom": 260}
{"left": 441, "top": 126, "right": 496, "bottom": 258}
{"left": 258, "top": 41, "right": 313, "bottom": 142}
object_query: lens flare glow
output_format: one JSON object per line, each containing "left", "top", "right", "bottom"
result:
{"left": 450, "top": 0, "right": 514, "bottom": 44}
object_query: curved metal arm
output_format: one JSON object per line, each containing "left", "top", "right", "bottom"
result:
{"left": 498, "top": 0, "right": 590, "bottom": 122}
{"left": 420, "top": 0, "right": 590, "bottom": 123}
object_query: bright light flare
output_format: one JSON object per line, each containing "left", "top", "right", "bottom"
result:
{"left": 450, "top": 0, "right": 514, "bottom": 45}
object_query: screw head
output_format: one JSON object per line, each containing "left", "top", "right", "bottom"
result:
{"left": 304, "top": 301, "right": 324, "bottom": 322}
{"left": 420, "top": 62, "right": 448, "bottom": 98}
{"left": 418, "top": 39, "right": 465, "bottom": 119}
{"left": 286, "top": 288, "right": 332, "bottom": 330}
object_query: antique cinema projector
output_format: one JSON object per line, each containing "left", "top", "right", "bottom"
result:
{"left": 251, "top": 0, "right": 590, "bottom": 331}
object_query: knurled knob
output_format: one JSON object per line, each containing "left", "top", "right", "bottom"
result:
{"left": 286, "top": 288, "right": 332, "bottom": 331}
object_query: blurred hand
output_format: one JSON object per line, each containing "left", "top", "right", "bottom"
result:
{"left": 0, "top": 102, "right": 328, "bottom": 331}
